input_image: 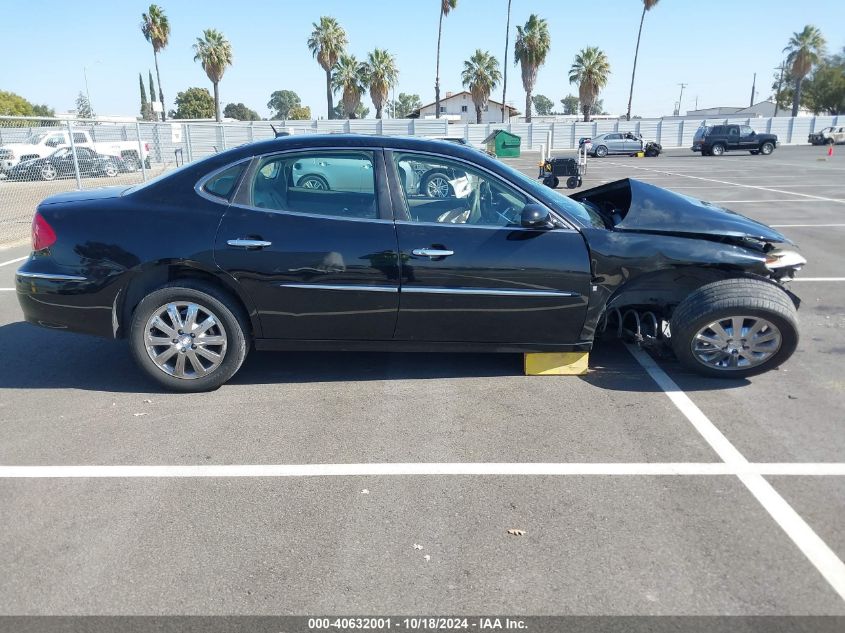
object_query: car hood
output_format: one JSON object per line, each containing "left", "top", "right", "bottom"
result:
{"left": 39, "top": 186, "right": 131, "bottom": 206}
{"left": 576, "top": 179, "right": 789, "bottom": 244}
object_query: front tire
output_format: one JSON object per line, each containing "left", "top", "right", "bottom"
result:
{"left": 760, "top": 142, "right": 775, "bottom": 155}
{"left": 40, "top": 164, "right": 58, "bottom": 181}
{"left": 594, "top": 145, "right": 608, "bottom": 158}
{"left": 670, "top": 278, "right": 798, "bottom": 378}
{"left": 129, "top": 282, "right": 249, "bottom": 392}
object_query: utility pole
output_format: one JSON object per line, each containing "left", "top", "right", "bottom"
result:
{"left": 749, "top": 73, "right": 756, "bottom": 107}
{"left": 677, "top": 83, "right": 687, "bottom": 116}
{"left": 695, "top": 95, "right": 699, "bottom": 110}
{"left": 501, "top": 0, "right": 512, "bottom": 123}
{"left": 774, "top": 63, "right": 786, "bottom": 117}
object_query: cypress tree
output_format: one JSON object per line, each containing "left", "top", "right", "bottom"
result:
{"left": 139, "top": 73, "right": 149, "bottom": 120}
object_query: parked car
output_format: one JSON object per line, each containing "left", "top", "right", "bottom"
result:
{"left": 0, "top": 129, "right": 150, "bottom": 174}
{"left": 16, "top": 135, "right": 806, "bottom": 391}
{"left": 808, "top": 126, "right": 845, "bottom": 145}
{"left": 584, "top": 132, "right": 661, "bottom": 158}
{"left": 692, "top": 124, "right": 778, "bottom": 156}
{"left": 5, "top": 147, "right": 129, "bottom": 181}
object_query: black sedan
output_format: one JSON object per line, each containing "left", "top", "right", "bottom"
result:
{"left": 5, "top": 147, "right": 128, "bottom": 181}
{"left": 16, "top": 135, "right": 807, "bottom": 391}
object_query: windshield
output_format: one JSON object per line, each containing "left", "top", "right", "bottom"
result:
{"left": 24, "top": 133, "right": 51, "bottom": 145}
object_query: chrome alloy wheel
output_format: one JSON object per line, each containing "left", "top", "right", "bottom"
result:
{"left": 425, "top": 175, "right": 451, "bottom": 198}
{"left": 144, "top": 302, "right": 228, "bottom": 379}
{"left": 691, "top": 316, "right": 782, "bottom": 371}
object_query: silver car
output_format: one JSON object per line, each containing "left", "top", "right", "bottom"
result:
{"left": 587, "top": 132, "right": 645, "bottom": 158}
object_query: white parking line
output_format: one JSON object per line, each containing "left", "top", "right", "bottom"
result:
{"left": 0, "top": 256, "right": 27, "bottom": 268}
{"left": 606, "top": 161, "right": 845, "bottom": 205}
{"left": 771, "top": 224, "right": 845, "bottom": 228}
{"left": 791, "top": 278, "right": 845, "bottom": 282}
{"left": 0, "top": 288, "right": 15, "bottom": 291}
{"left": 1, "top": 462, "right": 843, "bottom": 478}
{"left": 710, "top": 199, "right": 837, "bottom": 203}
{"left": 627, "top": 344, "right": 845, "bottom": 602}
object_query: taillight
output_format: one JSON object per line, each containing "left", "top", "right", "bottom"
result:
{"left": 144, "top": 143, "right": 150, "bottom": 151}
{"left": 32, "top": 212, "right": 56, "bottom": 251}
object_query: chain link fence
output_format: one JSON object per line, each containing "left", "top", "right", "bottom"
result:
{"left": 2, "top": 113, "right": 842, "bottom": 248}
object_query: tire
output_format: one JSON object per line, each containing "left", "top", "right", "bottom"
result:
{"left": 121, "top": 153, "right": 140, "bottom": 172}
{"left": 710, "top": 143, "right": 725, "bottom": 156}
{"left": 670, "top": 278, "right": 798, "bottom": 379}
{"left": 701, "top": 148, "right": 711, "bottom": 156}
{"left": 760, "top": 142, "right": 775, "bottom": 155}
{"left": 826, "top": 138, "right": 835, "bottom": 145}
{"left": 298, "top": 174, "right": 330, "bottom": 190}
{"left": 103, "top": 162, "right": 118, "bottom": 177}
{"left": 422, "top": 172, "right": 454, "bottom": 198}
{"left": 129, "top": 282, "right": 250, "bottom": 392}
{"left": 594, "top": 145, "right": 608, "bottom": 158}
{"left": 566, "top": 176, "right": 578, "bottom": 189}
{"left": 750, "top": 150, "right": 759, "bottom": 155}
{"left": 542, "top": 175, "right": 559, "bottom": 189}
{"left": 40, "top": 164, "right": 58, "bottom": 181}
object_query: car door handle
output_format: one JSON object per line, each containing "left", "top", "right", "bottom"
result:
{"left": 227, "top": 239, "right": 272, "bottom": 249}
{"left": 412, "top": 248, "right": 454, "bottom": 258}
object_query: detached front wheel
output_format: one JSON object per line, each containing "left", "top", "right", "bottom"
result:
{"left": 129, "top": 282, "right": 249, "bottom": 392}
{"left": 670, "top": 278, "right": 798, "bottom": 378}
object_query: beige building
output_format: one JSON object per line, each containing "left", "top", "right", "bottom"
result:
{"left": 411, "top": 91, "right": 519, "bottom": 124}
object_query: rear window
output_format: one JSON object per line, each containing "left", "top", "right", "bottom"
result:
{"left": 203, "top": 163, "right": 246, "bottom": 200}
{"left": 710, "top": 126, "right": 726, "bottom": 135}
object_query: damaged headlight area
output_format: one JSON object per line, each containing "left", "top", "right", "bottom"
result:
{"left": 765, "top": 248, "right": 807, "bottom": 279}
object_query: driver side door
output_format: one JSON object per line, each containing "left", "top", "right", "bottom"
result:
{"left": 387, "top": 151, "right": 592, "bottom": 345}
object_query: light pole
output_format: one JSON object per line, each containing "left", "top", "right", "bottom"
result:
{"left": 774, "top": 62, "right": 786, "bottom": 118}
{"left": 677, "top": 83, "right": 687, "bottom": 116}
{"left": 82, "top": 60, "right": 102, "bottom": 115}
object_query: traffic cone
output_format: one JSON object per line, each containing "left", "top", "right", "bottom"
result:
{"left": 829, "top": 144, "right": 834, "bottom": 157}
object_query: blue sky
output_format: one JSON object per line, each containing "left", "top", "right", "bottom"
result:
{"left": 4, "top": 0, "right": 844, "bottom": 119}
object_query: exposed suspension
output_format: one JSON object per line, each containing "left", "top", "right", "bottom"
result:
{"left": 599, "top": 307, "right": 671, "bottom": 351}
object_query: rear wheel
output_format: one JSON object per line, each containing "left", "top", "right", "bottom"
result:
{"left": 299, "top": 174, "right": 330, "bottom": 190}
{"left": 103, "top": 162, "right": 118, "bottom": 177}
{"left": 760, "top": 142, "right": 775, "bottom": 155}
{"left": 129, "top": 282, "right": 249, "bottom": 392}
{"left": 670, "top": 278, "right": 798, "bottom": 378}
{"left": 422, "top": 172, "right": 454, "bottom": 198}
{"left": 40, "top": 164, "right": 58, "bottom": 181}
{"left": 566, "top": 176, "right": 578, "bottom": 189}
{"left": 710, "top": 143, "right": 725, "bottom": 156}
{"left": 542, "top": 175, "right": 559, "bottom": 188}
{"left": 121, "top": 152, "right": 140, "bottom": 172}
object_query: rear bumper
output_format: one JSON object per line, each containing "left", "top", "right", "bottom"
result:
{"left": 16, "top": 259, "right": 120, "bottom": 338}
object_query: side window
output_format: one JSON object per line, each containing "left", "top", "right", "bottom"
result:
{"left": 393, "top": 152, "right": 528, "bottom": 228}
{"left": 250, "top": 151, "right": 377, "bottom": 219}
{"left": 46, "top": 135, "right": 65, "bottom": 148}
{"left": 740, "top": 125, "right": 753, "bottom": 136}
{"left": 203, "top": 163, "right": 246, "bottom": 200}
{"left": 728, "top": 126, "right": 740, "bottom": 137}
{"left": 72, "top": 133, "right": 87, "bottom": 143}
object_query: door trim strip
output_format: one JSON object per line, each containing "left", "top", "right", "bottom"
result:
{"left": 279, "top": 283, "right": 398, "bottom": 293}
{"left": 402, "top": 286, "right": 579, "bottom": 297}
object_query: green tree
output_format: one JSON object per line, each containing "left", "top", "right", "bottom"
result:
{"left": 193, "top": 28, "right": 233, "bottom": 122}
{"left": 171, "top": 87, "right": 215, "bottom": 119}
{"left": 75, "top": 91, "right": 95, "bottom": 119}
{"left": 364, "top": 48, "right": 399, "bottom": 119}
{"left": 803, "top": 50, "right": 845, "bottom": 115}
{"left": 514, "top": 13, "right": 551, "bottom": 123}
{"left": 626, "top": 0, "right": 660, "bottom": 121}
{"left": 783, "top": 25, "right": 826, "bottom": 117}
{"left": 0, "top": 90, "right": 35, "bottom": 116}
{"left": 267, "top": 89, "right": 301, "bottom": 119}
{"left": 31, "top": 104, "right": 55, "bottom": 117}
{"left": 461, "top": 49, "right": 502, "bottom": 124}
{"left": 148, "top": 71, "right": 158, "bottom": 119}
{"left": 569, "top": 46, "right": 611, "bottom": 122}
{"left": 308, "top": 16, "right": 348, "bottom": 119}
{"left": 532, "top": 94, "right": 554, "bottom": 116}
{"left": 139, "top": 73, "right": 151, "bottom": 120}
{"left": 590, "top": 99, "right": 606, "bottom": 115}
{"left": 140, "top": 4, "right": 170, "bottom": 121}
{"left": 332, "top": 102, "right": 369, "bottom": 119}
{"left": 435, "top": 0, "right": 458, "bottom": 118}
{"left": 390, "top": 93, "right": 422, "bottom": 118}
{"left": 332, "top": 53, "right": 367, "bottom": 118}
{"left": 289, "top": 105, "right": 312, "bottom": 120}
{"left": 560, "top": 94, "right": 580, "bottom": 115}
{"left": 223, "top": 102, "right": 260, "bottom": 120}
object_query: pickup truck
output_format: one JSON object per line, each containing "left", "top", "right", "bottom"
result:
{"left": 0, "top": 129, "right": 151, "bottom": 174}
{"left": 691, "top": 124, "right": 778, "bottom": 156}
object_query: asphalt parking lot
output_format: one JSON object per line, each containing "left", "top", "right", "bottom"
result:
{"left": 0, "top": 144, "right": 844, "bottom": 617}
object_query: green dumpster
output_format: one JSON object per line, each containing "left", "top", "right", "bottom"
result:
{"left": 483, "top": 129, "right": 521, "bottom": 158}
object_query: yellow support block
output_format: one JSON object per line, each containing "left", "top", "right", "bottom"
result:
{"left": 524, "top": 352, "right": 589, "bottom": 376}
{"left": 635, "top": 151, "right": 645, "bottom": 158}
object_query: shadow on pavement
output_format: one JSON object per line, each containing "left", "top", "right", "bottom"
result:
{"left": 0, "top": 321, "right": 747, "bottom": 393}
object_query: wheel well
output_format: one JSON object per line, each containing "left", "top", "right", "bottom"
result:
{"left": 118, "top": 264, "right": 257, "bottom": 339}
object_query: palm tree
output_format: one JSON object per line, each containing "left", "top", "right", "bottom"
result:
{"left": 308, "top": 17, "right": 348, "bottom": 120}
{"left": 514, "top": 14, "right": 551, "bottom": 123}
{"left": 193, "top": 29, "right": 233, "bottom": 122}
{"left": 461, "top": 50, "right": 502, "bottom": 124}
{"left": 435, "top": 0, "right": 458, "bottom": 118}
{"left": 500, "top": 0, "right": 512, "bottom": 122}
{"left": 784, "top": 25, "right": 826, "bottom": 117}
{"left": 625, "top": 0, "right": 660, "bottom": 121}
{"left": 364, "top": 49, "right": 399, "bottom": 119}
{"left": 140, "top": 4, "right": 170, "bottom": 121}
{"left": 569, "top": 47, "right": 611, "bottom": 122}
{"left": 332, "top": 54, "right": 367, "bottom": 119}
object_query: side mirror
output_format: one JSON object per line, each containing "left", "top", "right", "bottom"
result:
{"left": 521, "top": 203, "right": 553, "bottom": 229}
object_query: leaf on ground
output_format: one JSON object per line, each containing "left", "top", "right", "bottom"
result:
{"left": 413, "top": 543, "right": 423, "bottom": 550}
{"left": 132, "top": 412, "right": 149, "bottom": 417}
{"left": 361, "top": 489, "right": 369, "bottom": 494}
{"left": 423, "top": 554, "right": 431, "bottom": 561}
{"left": 507, "top": 529, "right": 526, "bottom": 536}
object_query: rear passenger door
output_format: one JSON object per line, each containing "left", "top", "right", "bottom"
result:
{"left": 739, "top": 125, "right": 757, "bottom": 150}
{"left": 214, "top": 149, "right": 400, "bottom": 341}
{"left": 726, "top": 126, "right": 741, "bottom": 149}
